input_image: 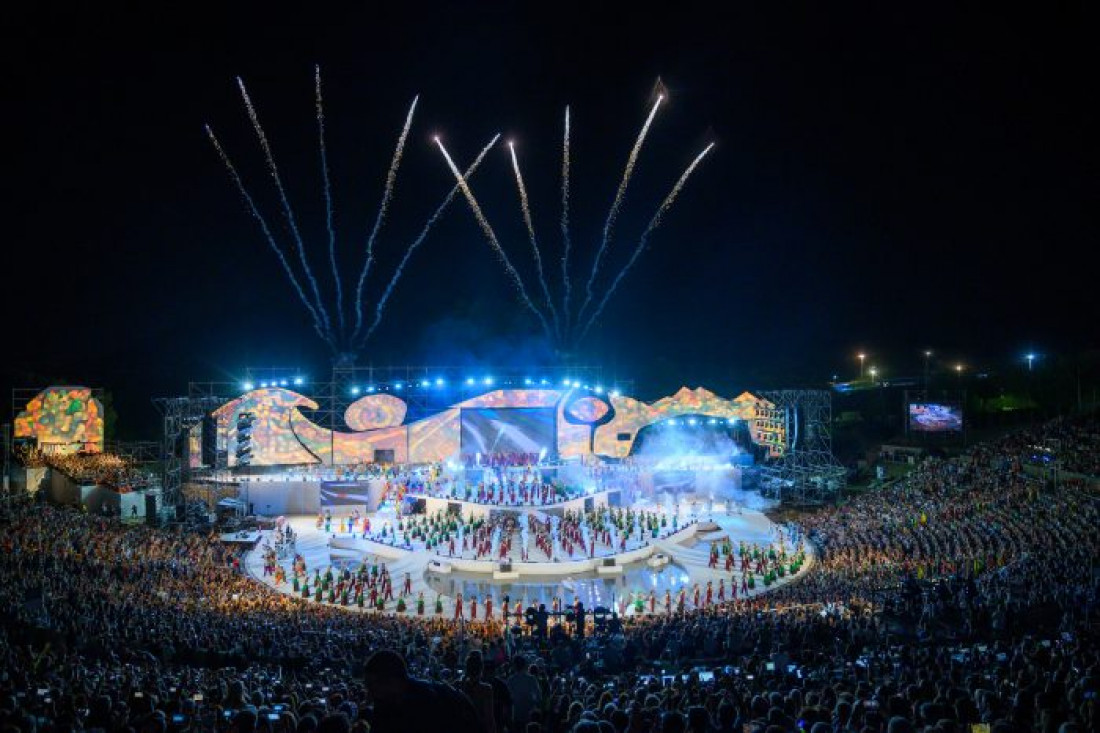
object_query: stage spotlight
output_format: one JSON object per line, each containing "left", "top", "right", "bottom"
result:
{"left": 350, "top": 386, "right": 361, "bottom": 395}
{"left": 483, "top": 377, "right": 494, "bottom": 385}
{"left": 609, "top": 390, "right": 621, "bottom": 398}
{"left": 394, "top": 382, "right": 403, "bottom": 390}
{"left": 435, "top": 377, "right": 445, "bottom": 386}
{"left": 688, "top": 418, "right": 697, "bottom": 426}
{"left": 708, "top": 418, "right": 717, "bottom": 425}
{"left": 561, "top": 378, "right": 570, "bottom": 386}
{"left": 367, "top": 386, "right": 377, "bottom": 393}
{"left": 242, "top": 382, "right": 254, "bottom": 391}
{"left": 465, "top": 377, "right": 475, "bottom": 386}
{"left": 260, "top": 381, "right": 269, "bottom": 388}
{"left": 420, "top": 379, "right": 430, "bottom": 388}
{"left": 293, "top": 377, "right": 304, "bottom": 386}
{"left": 594, "top": 385, "right": 603, "bottom": 394}
{"left": 540, "top": 378, "right": 549, "bottom": 385}
{"left": 279, "top": 379, "right": 288, "bottom": 387}
{"left": 524, "top": 378, "right": 532, "bottom": 385}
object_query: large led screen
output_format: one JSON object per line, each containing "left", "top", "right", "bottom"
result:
{"left": 908, "top": 403, "right": 964, "bottom": 433}
{"left": 459, "top": 408, "right": 557, "bottom": 459}
{"left": 14, "top": 386, "right": 104, "bottom": 453}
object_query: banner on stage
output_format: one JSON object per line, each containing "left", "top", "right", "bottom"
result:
{"left": 320, "top": 481, "right": 372, "bottom": 506}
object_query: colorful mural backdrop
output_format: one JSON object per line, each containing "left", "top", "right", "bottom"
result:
{"left": 344, "top": 394, "right": 406, "bottom": 431}
{"left": 207, "top": 386, "right": 783, "bottom": 467}
{"left": 591, "top": 387, "right": 777, "bottom": 457}
{"left": 14, "top": 386, "right": 104, "bottom": 453}
{"left": 212, "top": 389, "right": 320, "bottom": 466}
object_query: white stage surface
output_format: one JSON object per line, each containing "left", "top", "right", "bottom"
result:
{"left": 242, "top": 501, "right": 814, "bottom": 618}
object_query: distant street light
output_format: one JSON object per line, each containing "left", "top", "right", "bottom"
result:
{"left": 1026, "top": 353, "right": 1036, "bottom": 372}
{"left": 858, "top": 353, "right": 866, "bottom": 380}
{"left": 924, "top": 350, "right": 933, "bottom": 388}
{"left": 869, "top": 366, "right": 878, "bottom": 383}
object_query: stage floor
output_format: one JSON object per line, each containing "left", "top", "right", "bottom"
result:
{"left": 242, "top": 500, "right": 813, "bottom": 618}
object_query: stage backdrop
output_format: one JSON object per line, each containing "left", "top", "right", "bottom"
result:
{"left": 15, "top": 386, "right": 104, "bottom": 454}
{"left": 208, "top": 386, "right": 785, "bottom": 467}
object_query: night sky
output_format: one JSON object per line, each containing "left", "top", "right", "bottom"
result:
{"left": 5, "top": 3, "right": 1095, "bottom": 436}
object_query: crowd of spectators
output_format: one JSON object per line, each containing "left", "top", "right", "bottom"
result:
{"left": 1, "top": 415, "right": 1097, "bottom": 732}
{"left": 997, "top": 414, "right": 1100, "bottom": 477}
{"left": 17, "top": 447, "right": 157, "bottom": 492}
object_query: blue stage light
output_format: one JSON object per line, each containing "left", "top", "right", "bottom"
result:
{"left": 540, "top": 378, "right": 549, "bottom": 385}
{"left": 524, "top": 378, "right": 533, "bottom": 385}
{"left": 465, "top": 377, "right": 475, "bottom": 385}
{"left": 242, "top": 382, "right": 254, "bottom": 391}
{"left": 394, "top": 382, "right": 403, "bottom": 390}
{"left": 708, "top": 418, "right": 716, "bottom": 425}
{"left": 594, "top": 385, "right": 603, "bottom": 394}
{"left": 367, "top": 386, "right": 377, "bottom": 393}
{"left": 420, "top": 379, "right": 430, "bottom": 388}
{"left": 435, "top": 377, "right": 445, "bottom": 387}
{"left": 350, "top": 386, "right": 361, "bottom": 395}
{"left": 259, "top": 381, "right": 269, "bottom": 388}
{"left": 483, "top": 377, "right": 494, "bottom": 385}
{"left": 609, "top": 390, "right": 621, "bottom": 398}
{"left": 688, "top": 418, "right": 697, "bottom": 426}
{"left": 293, "top": 377, "right": 304, "bottom": 386}
{"left": 562, "top": 378, "right": 570, "bottom": 386}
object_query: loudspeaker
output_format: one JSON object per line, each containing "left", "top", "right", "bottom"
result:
{"left": 145, "top": 494, "right": 158, "bottom": 525}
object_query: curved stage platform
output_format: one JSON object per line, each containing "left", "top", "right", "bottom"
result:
{"left": 243, "top": 501, "right": 814, "bottom": 618}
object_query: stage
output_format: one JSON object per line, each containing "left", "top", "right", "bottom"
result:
{"left": 242, "top": 498, "right": 814, "bottom": 617}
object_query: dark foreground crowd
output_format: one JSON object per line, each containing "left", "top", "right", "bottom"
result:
{"left": 1, "top": 417, "right": 1097, "bottom": 733}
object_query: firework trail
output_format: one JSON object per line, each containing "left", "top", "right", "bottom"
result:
{"left": 560, "top": 106, "right": 573, "bottom": 335}
{"left": 314, "top": 65, "right": 343, "bottom": 340}
{"left": 351, "top": 95, "right": 419, "bottom": 344}
{"left": 508, "top": 141, "right": 561, "bottom": 339}
{"left": 236, "top": 76, "right": 332, "bottom": 338}
{"left": 435, "top": 137, "right": 555, "bottom": 341}
{"left": 579, "top": 142, "right": 715, "bottom": 344}
{"left": 205, "top": 125, "right": 330, "bottom": 346}
{"left": 359, "top": 134, "right": 500, "bottom": 345}
{"left": 577, "top": 94, "right": 664, "bottom": 323}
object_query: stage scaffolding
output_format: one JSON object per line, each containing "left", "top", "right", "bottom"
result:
{"left": 153, "top": 393, "right": 227, "bottom": 508}
{"left": 757, "top": 389, "right": 846, "bottom": 505}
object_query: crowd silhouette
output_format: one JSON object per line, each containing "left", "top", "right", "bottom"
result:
{"left": 0, "top": 415, "right": 1096, "bottom": 732}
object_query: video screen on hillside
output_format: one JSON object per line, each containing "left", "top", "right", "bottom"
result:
{"left": 460, "top": 408, "right": 557, "bottom": 458}
{"left": 908, "top": 403, "right": 964, "bottom": 433}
